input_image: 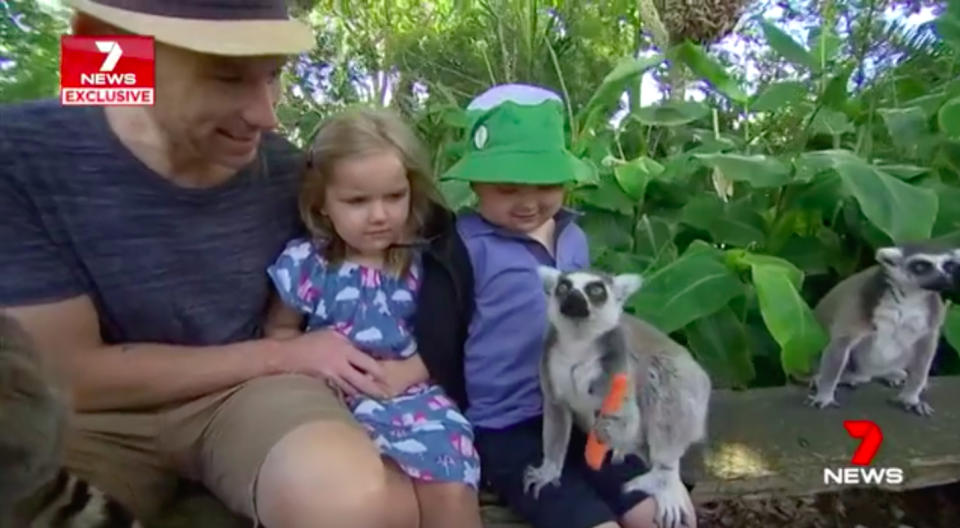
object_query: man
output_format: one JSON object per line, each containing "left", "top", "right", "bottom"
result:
{"left": 0, "top": 2, "right": 431, "bottom": 526}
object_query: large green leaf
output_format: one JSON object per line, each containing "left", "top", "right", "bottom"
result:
{"left": 672, "top": 41, "right": 748, "bottom": 104}
{"left": 875, "top": 164, "right": 930, "bottom": 181}
{"left": 938, "top": 96, "right": 960, "bottom": 139}
{"left": 809, "top": 26, "right": 842, "bottom": 70}
{"left": 751, "top": 264, "right": 828, "bottom": 378}
{"left": 775, "top": 234, "right": 840, "bottom": 277}
{"left": 680, "top": 194, "right": 766, "bottom": 248}
{"left": 936, "top": 1, "right": 960, "bottom": 53}
{"left": 751, "top": 81, "right": 808, "bottom": 113}
{"left": 923, "top": 181, "right": 960, "bottom": 236}
{"left": 878, "top": 106, "right": 933, "bottom": 158}
{"left": 798, "top": 150, "right": 938, "bottom": 242}
{"left": 946, "top": 305, "right": 960, "bottom": 360}
{"left": 685, "top": 307, "right": 756, "bottom": 389}
{"left": 810, "top": 108, "right": 855, "bottom": 136}
{"left": 578, "top": 208, "right": 634, "bottom": 252}
{"left": 727, "top": 250, "right": 804, "bottom": 290}
{"left": 760, "top": 20, "right": 819, "bottom": 71}
{"left": 632, "top": 101, "right": 711, "bottom": 127}
{"left": 595, "top": 249, "right": 650, "bottom": 275}
{"left": 614, "top": 156, "right": 664, "bottom": 202}
{"left": 633, "top": 214, "right": 678, "bottom": 269}
{"left": 834, "top": 160, "right": 938, "bottom": 243}
{"left": 820, "top": 69, "right": 851, "bottom": 110}
{"left": 693, "top": 153, "right": 792, "bottom": 188}
{"left": 629, "top": 252, "right": 744, "bottom": 333}
{"left": 577, "top": 54, "right": 666, "bottom": 132}
{"left": 574, "top": 177, "right": 636, "bottom": 215}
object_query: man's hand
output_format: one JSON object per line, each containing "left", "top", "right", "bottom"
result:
{"left": 270, "top": 330, "right": 389, "bottom": 399}
{"left": 378, "top": 354, "right": 430, "bottom": 398}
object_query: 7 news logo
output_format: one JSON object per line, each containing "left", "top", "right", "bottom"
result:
{"left": 823, "top": 420, "right": 904, "bottom": 486}
{"left": 60, "top": 35, "right": 154, "bottom": 106}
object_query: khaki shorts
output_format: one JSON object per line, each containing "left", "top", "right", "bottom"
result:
{"left": 64, "top": 374, "right": 359, "bottom": 523}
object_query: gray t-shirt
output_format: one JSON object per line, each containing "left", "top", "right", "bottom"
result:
{"left": 0, "top": 99, "right": 304, "bottom": 346}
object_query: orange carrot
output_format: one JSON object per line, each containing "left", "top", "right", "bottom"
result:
{"left": 585, "top": 373, "right": 629, "bottom": 470}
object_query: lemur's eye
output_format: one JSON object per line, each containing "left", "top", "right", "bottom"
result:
{"left": 944, "top": 261, "right": 958, "bottom": 275}
{"left": 908, "top": 260, "right": 933, "bottom": 275}
{"left": 585, "top": 282, "right": 606, "bottom": 301}
{"left": 556, "top": 280, "right": 570, "bottom": 296}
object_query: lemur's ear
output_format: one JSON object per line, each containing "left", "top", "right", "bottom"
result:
{"left": 876, "top": 246, "right": 903, "bottom": 267}
{"left": 537, "top": 266, "right": 562, "bottom": 294}
{"left": 612, "top": 273, "right": 643, "bottom": 302}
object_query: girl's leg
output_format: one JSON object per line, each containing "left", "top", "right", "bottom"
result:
{"left": 412, "top": 481, "right": 484, "bottom": 528}
{"left": 621, "top": 494, "right": 697, "bottom": 528}
{"left": 619, "top": 497, "right": 659, "bottom": 528}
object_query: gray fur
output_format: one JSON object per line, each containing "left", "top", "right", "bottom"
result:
{"left": 807, "top": 243, "right": 960, "bottom": 415}
{"left": 524, "top": 268, "right": 711, "bottom": 528}
{"left": 0, "top": 313, "right": 140, "bottom": 528}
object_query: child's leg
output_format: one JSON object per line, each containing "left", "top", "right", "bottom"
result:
{"left": 413, "top": 481, "right": 483, "bottom": 528}
{"left": 576, "top": 434, "right": 695, "bottom": 528}
{"left": 382, "top": 458, "right": 421, "bottom": 528}
{"left": 475, "top": 416, "right": 628, "bottom": 528}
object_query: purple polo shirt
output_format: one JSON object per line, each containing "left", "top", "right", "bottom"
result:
{"left": 457, "top": 209, "right": 590, "bottom": 429}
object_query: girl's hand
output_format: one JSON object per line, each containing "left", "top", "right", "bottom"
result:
{"left": 270, "top": 330, "right": 388, "bottom": 399}
{"left": 378, "top": 354, "right": 430, "bottom": 398}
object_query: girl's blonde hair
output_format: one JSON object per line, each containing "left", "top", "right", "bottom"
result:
{"left": 300, "top": 107, "right": 443, "bottom": 276}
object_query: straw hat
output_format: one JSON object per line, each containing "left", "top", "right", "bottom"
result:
{"left": 67, "top": 0, "right": 313, "bottom": 56}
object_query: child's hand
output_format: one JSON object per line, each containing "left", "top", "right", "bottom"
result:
{"left": 378, "top": 355, "right": 430, "bottom": 398}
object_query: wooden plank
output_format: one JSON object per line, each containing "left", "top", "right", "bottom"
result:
{"left": 149, "top": 377, "right": 960, "bottom": 528}
{"left": 688, "top": 375, "right": 960, "bottom": 503}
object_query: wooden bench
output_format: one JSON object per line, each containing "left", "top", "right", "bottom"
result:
{"left": 150, "top": 376, "right": 960, "bottom": 528}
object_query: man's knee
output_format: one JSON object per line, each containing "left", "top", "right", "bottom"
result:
{"left": 255, "top": 421, "right": 418, "bottom": 528}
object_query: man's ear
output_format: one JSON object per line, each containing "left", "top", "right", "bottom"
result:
{"left": 612, "top": 274, "right": 643, "bottom": 302}
{"left": 876, "top": 247, "right": 903, "bottom": 267}
{"left": 537, "top": 266, "right": 562, "bottom": 294}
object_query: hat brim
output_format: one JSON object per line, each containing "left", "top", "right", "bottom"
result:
{"left": 442, "top": 149, "right": 593, "bottom": 185}
{"left": 68, "top": 0, "right": 313, "bottom": 56}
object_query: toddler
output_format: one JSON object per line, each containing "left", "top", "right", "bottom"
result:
{"left": 266, "top": 107, "right": 483, "bottom": 528}
{"left": 445, "top": 84, "right": 681, "bottom": 528}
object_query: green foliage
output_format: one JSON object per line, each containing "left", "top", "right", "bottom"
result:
{"left": 4, "top": 0, "right": 959, "bottom": 391}
{"left": 426, "top": 6, "right": 960, "bottom": 390}
{"left": 0, "top": 1, "right": 69, "bottom": 103}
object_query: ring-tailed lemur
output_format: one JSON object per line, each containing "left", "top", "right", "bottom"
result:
{"left": 522, "top": 268, "right": 711, "bottom": 528}
{"left": 807, "top": 243, "right": 960, "bottom": 415}
{"left": 0, "top": 313, "right": 141, "bottom": 528}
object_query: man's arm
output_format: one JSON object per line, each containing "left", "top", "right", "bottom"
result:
{"left": 4, "top": 295, "right": 281, "bottom": 412}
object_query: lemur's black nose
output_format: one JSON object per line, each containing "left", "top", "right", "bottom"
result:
{"left": 560, "top": 291, "right": 589, "bottom": 318}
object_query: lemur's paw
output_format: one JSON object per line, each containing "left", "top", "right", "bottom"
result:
{"left": 622, "top": 470, "right": 660, "bottom": 496}
{"left": 891, "top": 395, "right": 933, "bottom": 416}
{"left": 805, "top": 393, "right": 838, "bottom": 409}
{"left": 522, "top": 460, "right": 562, "bottom": 499}
{"left": 653, "top": 479, "right": 696, "bottom": 528}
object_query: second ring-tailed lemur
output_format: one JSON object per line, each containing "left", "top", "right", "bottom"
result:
{"left": 523, "top": 267, "right": 711, "bottom": 528}
{"left": 807, "top": 243, "right": 960, "bottom": 415}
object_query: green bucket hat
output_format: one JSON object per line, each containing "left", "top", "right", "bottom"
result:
{"left": 442, "top": 84, "right": 592, "bottom": 185}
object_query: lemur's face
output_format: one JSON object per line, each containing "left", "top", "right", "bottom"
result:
{"left": 538, "top": 267, "right": 642, "bottom": 330}
{"left": 877, "top": 246, "right": 960, "bottom": 292}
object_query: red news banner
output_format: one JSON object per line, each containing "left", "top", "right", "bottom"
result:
{"left": 60, "top": 35, "right": 155, "bottom": 106}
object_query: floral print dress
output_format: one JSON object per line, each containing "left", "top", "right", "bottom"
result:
{"left": 267, "top": 238, "right": 480, "bottom": 488}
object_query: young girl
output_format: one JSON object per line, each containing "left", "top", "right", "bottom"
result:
{"left": 265, "top": 108, "right": 483, "bottom": 528}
